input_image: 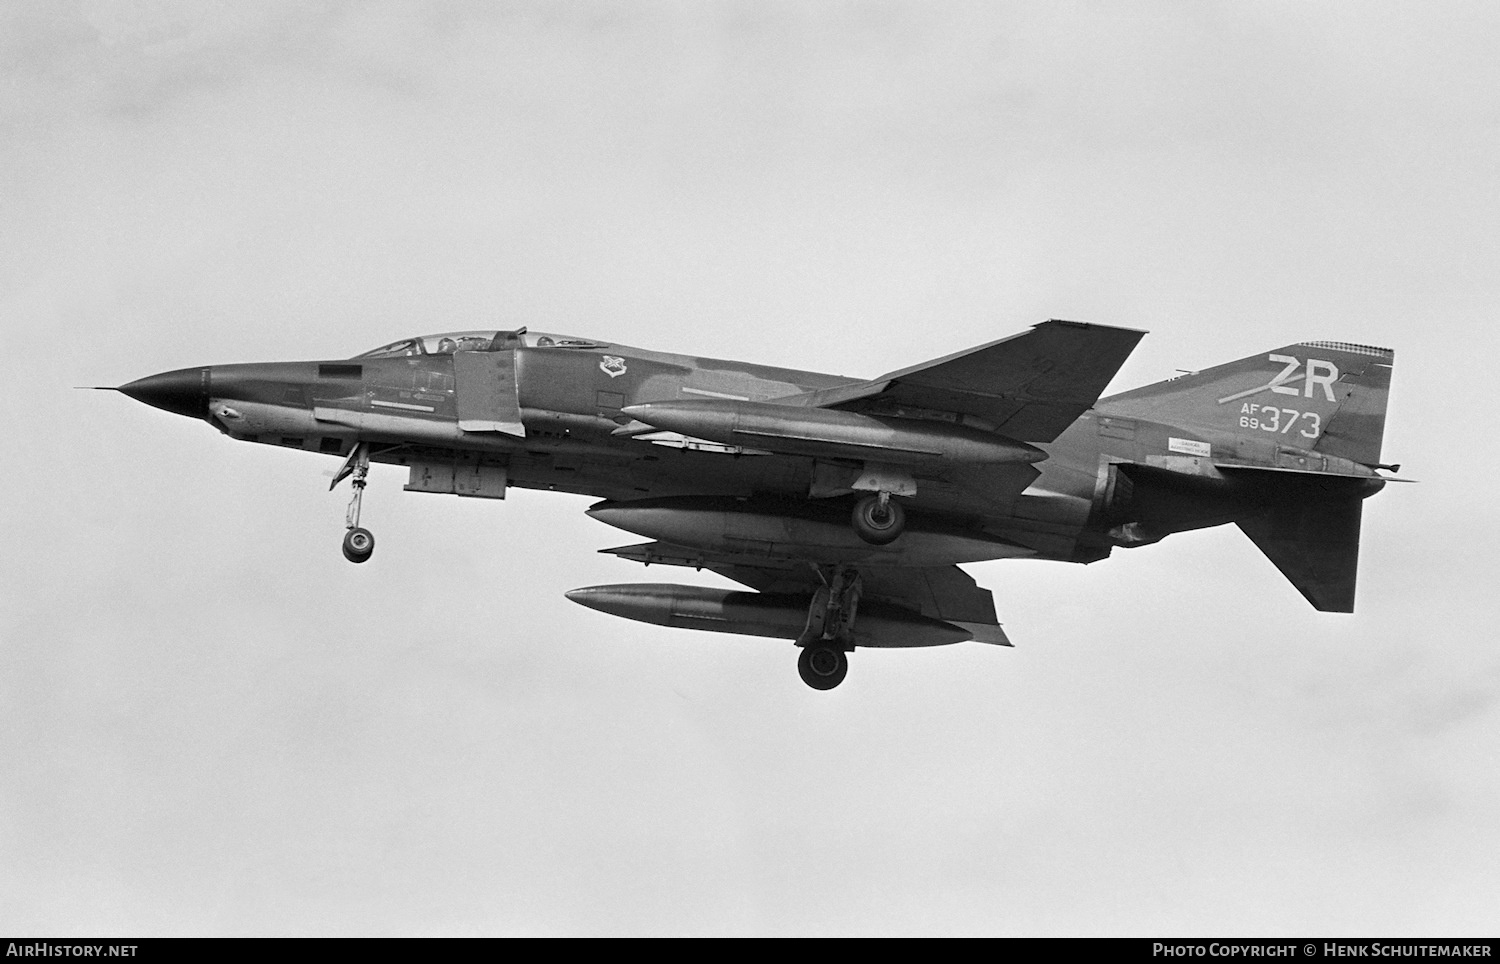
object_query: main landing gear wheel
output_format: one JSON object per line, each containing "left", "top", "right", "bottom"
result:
{"left": 851, "top": 494, "right": 905, "bottom": 545}
{"left": 798, "top": 644, "right": 848, "bottom": 690}
{"left": 342, "top": 527, "right": 375, "bottom": 564}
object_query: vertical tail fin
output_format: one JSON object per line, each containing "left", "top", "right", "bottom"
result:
{"left": 1101, "top": 340, "right": 1395, "bottom": 466}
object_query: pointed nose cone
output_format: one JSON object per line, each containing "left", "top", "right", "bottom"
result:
{"left": 119, "top": 367, "right": 211, "bottom": 420}
{"left": 565, "top": 586, "right": 625, "bottom": 614}
{"left": 584, "top": 500, "right": 630, "bottom": 529}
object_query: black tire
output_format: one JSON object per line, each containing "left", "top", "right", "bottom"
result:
{"left": 851, "top": 495, "right": 905, "bottom": 545}
{"left": 342, "top": 527, "right": 375, "bottom": 564}
{"left": 797, "top": 645, "right": 848, "bottom": 690}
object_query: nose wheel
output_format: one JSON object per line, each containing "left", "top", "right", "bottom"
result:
{"left": 342, "top": 526, "right": 374, "bottom": 564}
{"left": 333, "top": 443, "right": 376, "bottom": 564}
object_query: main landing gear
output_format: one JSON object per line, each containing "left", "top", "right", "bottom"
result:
{"left": 795, "top": 566, "right": 862, "bottom": 690}
{"left": 334, "top": 443, "right": 375, "bottom": 564}
{"left": 851, "top": 492, "right": 905, "bottom": 545}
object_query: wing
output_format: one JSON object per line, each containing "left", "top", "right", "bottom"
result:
{"left": 780, "top": 319, "right": 1146, "bottom": 444}
{"left": 601, "top": 542, "right": 1011, "bottom": 646}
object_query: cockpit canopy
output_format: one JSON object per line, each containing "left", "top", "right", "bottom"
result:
{"left": 355, "top": 328, "right": 606, "bottom": 359}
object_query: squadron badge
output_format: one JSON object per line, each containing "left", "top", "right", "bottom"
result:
{"left": 599, "top": 355, "right": 627, "bottom": 378}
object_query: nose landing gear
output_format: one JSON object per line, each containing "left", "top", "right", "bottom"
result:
{"left": 334, "top": 443, "right": 375, "bottom": 564}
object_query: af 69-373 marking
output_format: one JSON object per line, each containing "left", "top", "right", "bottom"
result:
{"left": 1238, "top": 403, "right": 1321, "bottom": 439}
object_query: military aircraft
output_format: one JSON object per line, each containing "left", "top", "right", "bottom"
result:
{"left": 110, "top": 321, "right": 1397, "bottom": 689}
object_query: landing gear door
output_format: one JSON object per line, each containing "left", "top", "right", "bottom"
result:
{"left": 453, "top": 350, "right": 525, "bottom": 437}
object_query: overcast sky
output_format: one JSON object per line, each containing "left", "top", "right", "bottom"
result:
{"left": 3, "top": 0, "right": 1498, "bottom": 937}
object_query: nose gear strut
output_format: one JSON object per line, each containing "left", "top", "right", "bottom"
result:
{"left": 332, "top": 442, "right": 375, "bottom": 563}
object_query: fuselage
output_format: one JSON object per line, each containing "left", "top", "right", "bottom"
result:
{"left": 120, "top": 327, "right": 1382, "bottom": 574}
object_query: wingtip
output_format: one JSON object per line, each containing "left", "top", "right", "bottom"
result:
{"left": 955, "top": 622, "right": 1013, "bottom": 647}
{"left": 1041, "top": 319, "right": 1150, "bottom": 335}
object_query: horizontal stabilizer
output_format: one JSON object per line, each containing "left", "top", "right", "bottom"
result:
{"left": 1236, "top": 497, "right": 1363, "bottom": 612}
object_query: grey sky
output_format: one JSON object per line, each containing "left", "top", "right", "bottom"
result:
{"left": 2, "top": 0, "right": 1497, "bottom": 936}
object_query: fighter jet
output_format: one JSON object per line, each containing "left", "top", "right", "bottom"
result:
{"left": 111, "top": 321, "right": 1398, "bottom": 689}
